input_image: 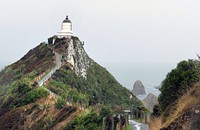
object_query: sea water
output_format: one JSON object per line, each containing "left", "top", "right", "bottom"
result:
{"left": 105, "top": 62, "right": 176, "bottom": 98}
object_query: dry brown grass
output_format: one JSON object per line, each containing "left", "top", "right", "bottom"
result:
{"left": 149, "top": 117, "right": 162, "bottom": 130}
{"left": 161, "top": 83, "right": 200, "bottom": 128}
{"left": 149, "top": 82, "right": 200, "bottom": 130}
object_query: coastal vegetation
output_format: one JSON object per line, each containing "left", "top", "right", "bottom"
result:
{"left": 150, "top": 59, "right": 200, "bottom": 129}
{"left": 0, "top": 37, "right": 143, "bottom": 129}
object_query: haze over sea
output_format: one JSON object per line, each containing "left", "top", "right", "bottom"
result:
{"left": 104, "top": 62, "right": 176, "bottom": 97}
{"left": 0, "top": 63, "right": 6, "bottom": 71}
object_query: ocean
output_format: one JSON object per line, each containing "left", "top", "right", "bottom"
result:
{"left": 104, "top": 63, "right": 176, "bottom": 98}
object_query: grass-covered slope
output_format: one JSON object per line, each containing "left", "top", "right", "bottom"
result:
{"left": 0, "top": 94, "right": 80, "bottom": 130}
{"left": 48, "top": 62, "right": 142, "bottom": 107}
{"left": 161, "top": 83, "right": 200, "bottom": 129}
{"left": 0, "top": 43, "right": 55, "bottom": 85}
{"left": 0, "top": 36, "right": 143, "bottom": 129}
{"left": 0, "top": 43, "right": 55, "bottom": 110}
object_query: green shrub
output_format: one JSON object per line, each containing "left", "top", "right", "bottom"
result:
{"left": 99, "top": 106, "right": 114, "bottom": 117}
{"left": 64, "top": 111, "right": 100, "bottom": 130}
{"left": 22, "top": 87, "right": 48, "bottom": 105}
{"left": 44, "top": 115, "right": 52, "bottom": 127}
{"left": 53, "top": 63, "right": 142, "bottom": 107}
{"left": 75, "top": 125, "right": 85, "bottom": 130}
{"left": 55, "top": 97, "right": 66, "bottom": 109}
{"left": 85, "top": 123, "right": 98, "bottom": 130}
{"left": 11, "top": 77, "right": 32, "bottom": 94}
{"left": 2, "top": 78, "right": 48, "bottom": 108}
{"left": 158, "top": 60, "right": 200, "bottom": 112}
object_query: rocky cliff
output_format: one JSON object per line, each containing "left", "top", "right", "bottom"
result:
{"left": 48, "top": 36, "right": 92, "bottom": 78}
{"left": 132, "top": 80, "right": 146, "bottom": 96}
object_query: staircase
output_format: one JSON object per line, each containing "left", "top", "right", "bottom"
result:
{"left": 38, "top": 50, "right": 62, "bottom": 86}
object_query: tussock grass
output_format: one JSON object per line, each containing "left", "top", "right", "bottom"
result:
{"left": 162, "top": 83, "right": 200, "bottom": 128}
{"left": 149, "top": 82, "right": 200, "bottom": 130}
{"left": 149, "top": 117, "right": 162, "bottom": 130}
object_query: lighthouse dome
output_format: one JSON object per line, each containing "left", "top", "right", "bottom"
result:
{"left": 63, "top": 16, "right": 71, "bottom": 23}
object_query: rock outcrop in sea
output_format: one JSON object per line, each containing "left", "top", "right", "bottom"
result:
{"left": 142, "top": 93, "right": 158, "bottom": 112}
{"left": 155, "top": 83, "right": 162, "bottom": 90}
{"left": 132, "top": 80, "right": 146, "bottom": 96}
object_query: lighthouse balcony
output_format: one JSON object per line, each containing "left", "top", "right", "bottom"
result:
{"left": 57, "top": 32, "right": 73, "bottom": 38}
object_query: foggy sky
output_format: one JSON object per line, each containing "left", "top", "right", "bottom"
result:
{"left": 1, "top": 0, "right": 200, "bottom": 89}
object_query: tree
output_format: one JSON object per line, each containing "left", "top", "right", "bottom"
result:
{"left": 158, "top": 60, "right": 200, "bottom": 112}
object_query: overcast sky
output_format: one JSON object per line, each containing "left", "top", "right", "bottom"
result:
{"left": 1, "top": 0, "right": 200, "bottom": 89}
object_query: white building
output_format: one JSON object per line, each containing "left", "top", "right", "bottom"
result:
{"left": 57, "top": 16, "right": 73, "bottom": 38}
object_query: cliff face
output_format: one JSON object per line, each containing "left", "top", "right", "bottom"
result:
{"left": 48, "top": 36, "right": 92, "bottom": 78}
{"left": 132, "top": 80, "right": 146, "bottom": 96}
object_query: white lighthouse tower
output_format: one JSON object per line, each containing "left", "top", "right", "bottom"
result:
{"left": 57, "top": 16, "right": 73, "bottom": 38}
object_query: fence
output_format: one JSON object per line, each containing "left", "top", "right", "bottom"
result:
{"left": 101, "top": 110, "right": 151, "bottom": 130}
{"left": 102, "top": 114, "right": 128, "bottom": 130}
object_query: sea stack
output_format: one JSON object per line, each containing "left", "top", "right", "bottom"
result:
{"left": 142, "top": 93, "right": 158, "bottom": 112}
{"left": 132, "top": 80, "right": 146, "bottom": 96}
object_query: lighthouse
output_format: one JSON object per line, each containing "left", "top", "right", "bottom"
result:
{"left": 57, "top": 16, "right": 73, "bottom": 38}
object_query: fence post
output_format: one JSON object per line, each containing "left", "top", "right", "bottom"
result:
{"left": 102, "top": 117, "right": 106, "bottom": 130}
{"left": 112, "top": 117, "right": 114, "bottom": 130}
{"left": 145, "top": 112, "right": 147, "bottom": 123}
{"left": 136, "top": 111, "right": 139, "bottom": 119}
{"left": 119, "top": 116, "right": 122, "bottom": 130}
{"left": 126, "top": 114, "right": 129, "bottom": 126}
{"left": 141, "top": 112, "right": 143, "bottom": 122}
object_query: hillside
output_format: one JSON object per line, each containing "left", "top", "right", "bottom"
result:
{"left": 0, "top": 42, "right": 55, "bottom": 85}
{"left": 149, "top": 59, "right": 200, "bottom": 130}
{"left": 0, "top": 36, "right": 143, "bottom": 129}
{"left": 160, "top": 83, "right": 200, "bottom": 129}
{"left": 0, "top": 95, "right": 81, "bottom": 130}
